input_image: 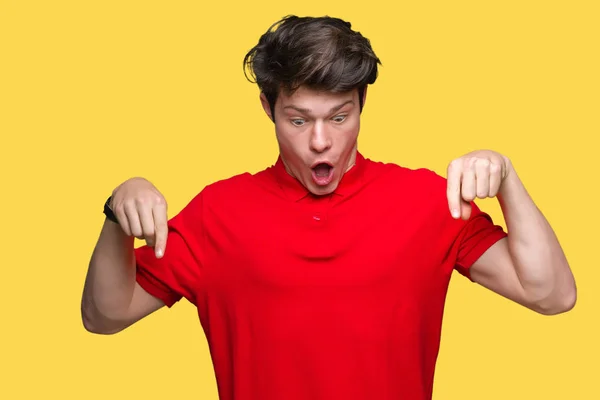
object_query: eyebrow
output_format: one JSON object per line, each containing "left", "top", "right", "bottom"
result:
{"left": 283, "top": 100, "right": 355, "bottom": 115}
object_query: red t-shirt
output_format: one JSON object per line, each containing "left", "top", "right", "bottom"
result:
{"left": 135, "top": 152, "right": 507, "bottom": 400}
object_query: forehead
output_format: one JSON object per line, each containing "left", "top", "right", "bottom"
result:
{"left": 278, "top": 86, "right": 357, "bottom": 107}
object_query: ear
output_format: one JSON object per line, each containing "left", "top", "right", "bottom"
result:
{"left": 361, "top": 86, "right": 368, "bottom": 108}
{"left": 260, "top": 92, "right": 274, "bottom": 122}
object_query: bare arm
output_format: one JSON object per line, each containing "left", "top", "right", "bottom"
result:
{"left": 446, "top": 150, "right": 576, "bottom": 315}
{"left": 81, "top": 220, "right": 164, "bottom": 334}
{"left": 81, "top": 178, "right": 169, "bottom": 334}
{"left": 469, "top": 166, "right": 577, "bottom": 315}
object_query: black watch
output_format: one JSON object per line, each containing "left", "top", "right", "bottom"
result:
{"left": 103, "top": 196, "right": 119, "bottom": 224}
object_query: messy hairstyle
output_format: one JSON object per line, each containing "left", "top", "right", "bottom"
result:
{"left": 243, "top": 15, "right": 382, "bottom": 121}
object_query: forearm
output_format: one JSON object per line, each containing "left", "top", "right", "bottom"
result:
{"left": 82, "top": 219, "right": 137, "bottom": 326}
{"left": 497, "top": 164, "right": 576, "bottom": 311}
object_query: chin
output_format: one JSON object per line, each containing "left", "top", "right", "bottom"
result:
{"left": 307, "top": 180, "right": 339, "bottom": 196}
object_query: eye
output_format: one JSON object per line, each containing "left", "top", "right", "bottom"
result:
{"left": 332, "top": 115, "right": 347, "bottom": 123}
{"left": 291, "top": 119, "right": 305, "bottom": 127}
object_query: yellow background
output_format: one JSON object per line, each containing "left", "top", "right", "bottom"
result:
{"left": 1, "top": 1, "right": 598, "bottom": 399}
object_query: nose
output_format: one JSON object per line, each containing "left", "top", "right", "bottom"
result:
{"left": 309, "top": 121, "right": 332, "bottom": 154}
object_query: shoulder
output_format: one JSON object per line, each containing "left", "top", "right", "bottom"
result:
{"left": 201, "top": 171, "right": 255, "bottom": 199}
{"left": 166, "top": 172, "right": 252, "bottom": 221}
{"left": 361, "top": 158, "right": 454, "bottom": 223}
{"left": 364, "top": 157, "right": 448, "bottom": 195}
{"left": 177, "top": 165, "right": 277, "bottom": 216}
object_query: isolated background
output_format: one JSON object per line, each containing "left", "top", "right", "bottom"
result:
{"left": 1, "top": 1, "right": 598, "bottom": 399}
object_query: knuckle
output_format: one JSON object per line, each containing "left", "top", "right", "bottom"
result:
{"left": 154, "top": 195, "right": 166, "bottom": 206}
{"left": 132, "top": 228, "right": 143, "bottom": 238}
{"left": 461, "top": 189, "right": 475, "bottom": 201}
{"left": 449, "top": 159, "right": 461, "bottom": 170}
{"left": 134, "top": 196, "right": 148, "bottom": 207}
{"left": 124, "top": 197, "right": 136, "bottom": 209}
{"left": 114, "top": 203, "right": 125, "bottom": 215}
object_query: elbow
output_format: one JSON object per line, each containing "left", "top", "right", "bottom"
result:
{"left": 554, "top": 288, "right": 577, "bottom": 314}
{"left": 81, "top": 306, "right": 123, "bottom": 335}
{"left": 81, "top": 309, "right": 107, "bottom": 335}
{"left": 532, "top": 285, "right": 577, "bottom": 316}
{"left": 82, "top": 318, "right": 100, "bottom": 334}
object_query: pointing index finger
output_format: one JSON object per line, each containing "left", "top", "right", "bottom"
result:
{"left": 446, "top": 160, "right": 463, "bottom": 219}
{"left": 152, "top": 202, "right": 168, "bottom": 258}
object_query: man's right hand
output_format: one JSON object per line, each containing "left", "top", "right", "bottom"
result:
{"left": 110, "top": 177, "right": 168, "bottom": 258}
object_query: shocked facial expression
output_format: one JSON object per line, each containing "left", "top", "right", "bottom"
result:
{"left": 261, "top": 86, "right": 364, "bottom": 196}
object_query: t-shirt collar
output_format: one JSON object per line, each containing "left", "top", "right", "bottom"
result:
{"left": 270, "top": 151, "right": 366, "bottom": 202}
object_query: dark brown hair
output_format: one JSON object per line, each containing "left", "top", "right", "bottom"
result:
{"left": 243, "top": 15, "right": 382, "bottom": 121}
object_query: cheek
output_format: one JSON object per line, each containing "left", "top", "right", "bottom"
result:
{"left": 276, "top": 128, "right": 304, "bottom": 158}
{"left": 340, "top": 122, "right": 360, "bottom": 143}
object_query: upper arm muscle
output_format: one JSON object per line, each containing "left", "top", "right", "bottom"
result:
{"left": 469, "top": 237, "right": 531, "bottom": 309}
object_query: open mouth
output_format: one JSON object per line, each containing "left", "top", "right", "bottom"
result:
{"left": 311, "top": 162, "right": 334, "bottom": 186}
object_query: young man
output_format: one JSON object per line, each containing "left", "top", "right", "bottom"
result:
{"left": 81, "top": 15, "right": 576, "bottom": 400}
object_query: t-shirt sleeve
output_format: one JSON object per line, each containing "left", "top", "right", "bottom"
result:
{"left": 452, "top": 202, "right": 507, "bottom": 281}
{"left": 134, "top": 191, "right": 206, "bottom": 308}
{"left": 416, "top": 167, "right": 508, "bottom": 281}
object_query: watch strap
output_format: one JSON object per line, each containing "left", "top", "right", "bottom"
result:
{"left": 103, "top": 196, "right": 119, "bottom": 224}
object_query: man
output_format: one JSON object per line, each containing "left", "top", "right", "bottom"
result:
{"left": 81, "top": 15, "right": 576, "bottom": 400}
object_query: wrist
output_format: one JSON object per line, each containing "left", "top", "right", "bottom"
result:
{"left": 497, "top": 164, "right": 532, "bottom": 212}
{"left": 103, "top": 196, "right": 119, "bottom": 224}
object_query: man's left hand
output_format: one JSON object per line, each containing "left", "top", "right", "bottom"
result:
{"left": 446, "top": 150, "right": 512, "bottom": 220}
